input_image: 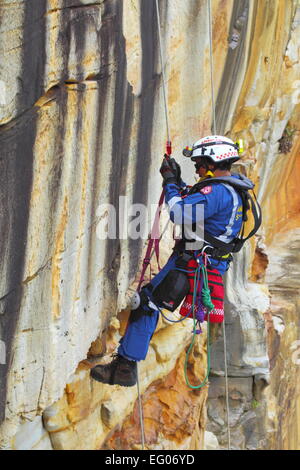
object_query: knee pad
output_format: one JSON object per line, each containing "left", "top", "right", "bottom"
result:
{"left": 151, "top": 270, "right": 189, "bottom": 312}
{"left": 130, "top": 290, "right": 149, "bottom": 310}
{"left": 129, "top": 289, "right": 157, "bottom": 324}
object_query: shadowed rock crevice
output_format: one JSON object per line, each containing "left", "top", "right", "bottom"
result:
{"left": 105, "top": 0, "right": 133, "bottom": 287}
{"left": 215, "top": 0, "right": 250, "bottom": 134}
{"left": 58, "top": 1, "right": 97, "bottom": 83}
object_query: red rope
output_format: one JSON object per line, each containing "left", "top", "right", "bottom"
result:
{"left": 137, "top": 141, "right": 172, "bottom": 291}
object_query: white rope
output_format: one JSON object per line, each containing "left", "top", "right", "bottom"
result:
{"left": 136, "top": 363, "right": 145, "bottom": 450}
{"left": 155, "top": 0, "right": 170, "bottom": 142}
{"left": 208, "top": 0, "right": 231, "bottom": 450}
{"left": 208, "top": 0, "right": 217, "bottom": 135}
{"left": 222, "top": 321, "right": 231, "bottom": 450}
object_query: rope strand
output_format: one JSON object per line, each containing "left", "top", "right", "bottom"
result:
{"left": 222, "top": 321, "right": 231, "bottom": 450}
{"left": 208, "top": 0, "right": 231, "bottom": 450}
{"left": 136, "top": 363, "right": 145, "bottom": 450}
{"left": 184, "top": 263, "right": 213, "bottom": 389}
{"left": 208, "top": 0, "right": 216, "bottom": 135}
{"left": 155, "top": 0, "right": 170, "bottom": 142}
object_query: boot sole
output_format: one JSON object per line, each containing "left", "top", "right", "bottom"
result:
{"left": 90, "top": 369, "right": 136, "bottom": 387}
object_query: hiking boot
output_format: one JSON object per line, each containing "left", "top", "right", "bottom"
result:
{"left": 90, "top": 354, "right": 137, "bottom": 387}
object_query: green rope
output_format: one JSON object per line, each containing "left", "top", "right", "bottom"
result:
{"left": 201, "top": 264, "right": 214, "bottom": 311}
{"left": 184, "top": 262, "right": 214, "bottom": 389}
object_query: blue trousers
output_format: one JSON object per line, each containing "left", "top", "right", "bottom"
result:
{"left": 118, "top": 255, "right": 178, "bottom": 361}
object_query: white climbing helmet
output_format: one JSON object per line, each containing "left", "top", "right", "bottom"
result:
{"left": 189, "top": 135, "right": 240, "bottom": 163}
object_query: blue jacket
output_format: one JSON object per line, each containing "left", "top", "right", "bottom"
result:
{"left": 164, "top": 175, "right": 245, "bottom": 274}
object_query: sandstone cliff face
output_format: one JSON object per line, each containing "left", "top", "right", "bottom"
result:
{"left": 0, "top": 0, "right": 299, "bottom": 450}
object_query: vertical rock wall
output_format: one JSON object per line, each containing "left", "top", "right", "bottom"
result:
{"left": 0, "top": 0, "right": 299, "bottom": 450}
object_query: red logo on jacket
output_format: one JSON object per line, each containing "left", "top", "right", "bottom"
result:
{"left": 200, "top": 186, "right": 212, "bottom": 195}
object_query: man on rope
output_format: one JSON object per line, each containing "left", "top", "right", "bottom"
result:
{"left": 90, "top": 135, "right": 260, "bottom": 387}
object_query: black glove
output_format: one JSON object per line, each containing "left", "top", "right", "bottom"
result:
{"left": 160, "top": 156, "right": 181, "bottom": 186}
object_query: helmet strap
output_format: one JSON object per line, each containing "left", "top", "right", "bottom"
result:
{"left": 198, "top": 170, "right": 215, "bottom": 183}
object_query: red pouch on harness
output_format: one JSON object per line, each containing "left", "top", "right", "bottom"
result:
{"left": 179, "top": 259, "right": 225, "bottom": 323}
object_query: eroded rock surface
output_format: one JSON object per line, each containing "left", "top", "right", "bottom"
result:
{"left": 0, "top": 0, "right": 299, "bottom": 450}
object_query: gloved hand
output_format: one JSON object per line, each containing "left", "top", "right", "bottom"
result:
{"left": 160, "top": 155, "right": 181, "bottom": 186}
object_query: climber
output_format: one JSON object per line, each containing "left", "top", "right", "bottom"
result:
{"left": 90, "top": 135, "right": 260, "bottom": 387}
